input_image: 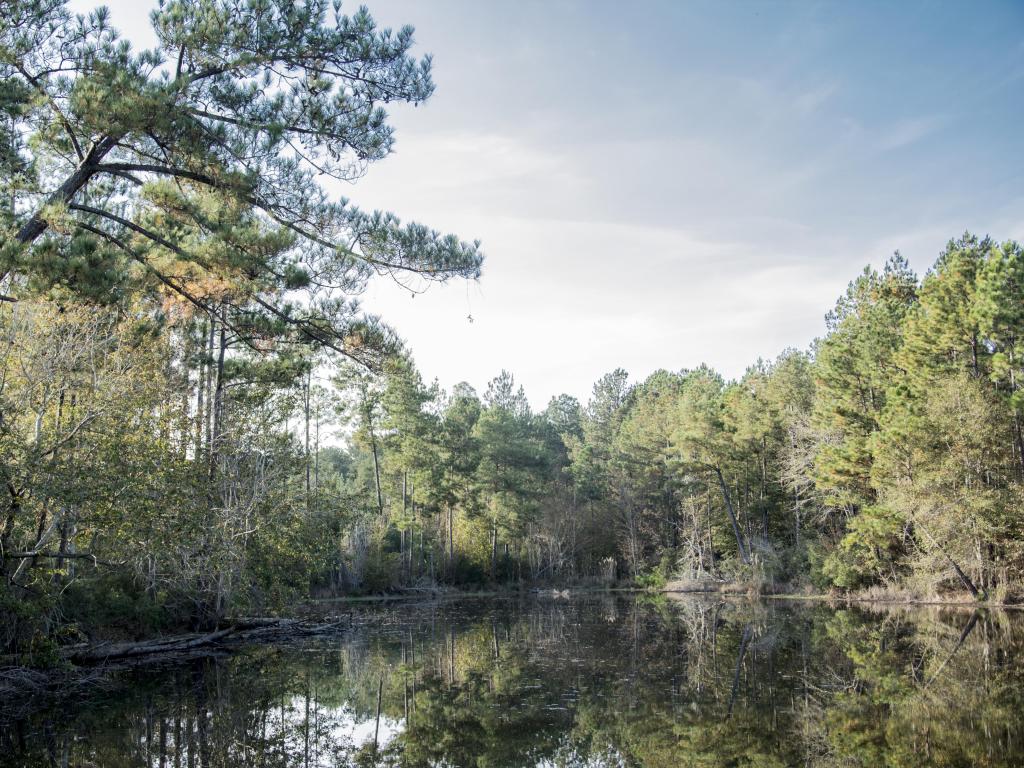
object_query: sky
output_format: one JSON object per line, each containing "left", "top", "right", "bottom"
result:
{"left": 69, "top": 0, "right": 1024, "bottom": 409}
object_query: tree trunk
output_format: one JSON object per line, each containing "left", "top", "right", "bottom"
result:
{"left": 490, "top": 498, "right": 499, "bottom": 580}
{"left": 14, "top": 135, "right": 121, "bottom": 246}
{"left": 373, "top": 674, "right": 384, "bottom": 754}
{"left": 209, "top": 319, "right": 227, "bottom": 482}
{"left": 1013, "top": 409, "right": 1024, "bottom": 480}
{"left": 304, "top": 368, "right": 311, "bottom": 512}
{"left": 313, "top": 405, "right": 320, "bottom": 493}
{"left": 446, "top": 504, "right": 454, "bottom": 577}
{"left": 714, "top": 467, "right": 749, "bottom": 564}
{"left": 917, "top": 520, "right": 982, "bottom": 598}
{"left": 368, "top": 422, "right": 383, "bottom": 516}
{"left": 201, "top": 318, "right": 215, "bottom": 459}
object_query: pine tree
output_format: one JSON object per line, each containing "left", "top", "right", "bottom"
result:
{"left": 474, "top": 371, "right": 547, "bottom": 579}
{"left": 811, "top": 253, "right": 917, "bottom": 513}
{"left": 974, "top": 240, "right": 1024, "bottom": 477}
{"left": 1, "top": 0, "right": 481, "bottom": 364}
{"left": 671, "top": 366, "right": 749, "bottom": 564}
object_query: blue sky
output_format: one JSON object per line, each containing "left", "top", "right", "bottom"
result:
{"left": 70, "top": 0, "right": 1024, "bottom": 408}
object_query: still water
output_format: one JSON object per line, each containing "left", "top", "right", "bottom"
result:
{"left": 2, "top": 595, "right": 1022, "bottom": 767}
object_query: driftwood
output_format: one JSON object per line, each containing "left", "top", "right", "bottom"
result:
{"left": 0, "top": 615, "right": 350, "bottom": 722}
{"left": 60, "top": 617, "right": 347, "bottom": 665}
{"left": 64, "top": 627, "right": 237, "bottom": 663}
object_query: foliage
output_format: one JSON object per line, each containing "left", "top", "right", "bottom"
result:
{"left": 2, "top": 1, "right": 1023, "bottom": 662}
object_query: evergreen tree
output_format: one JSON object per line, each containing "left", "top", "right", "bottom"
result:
{"left": 1, "top": 0, "right": 481, "bottom": 364}
{"left": 671, "top": 366, "right": 749, "bottom": 565}
{"left": 433, "top": 383, "right": 482, "bottom": 577}
{"left": 811, "top": 253, "right": 917, "bottom": 515}
{"left": 474, "top": 371, "right": 547, "bottom": 579}
{"left": 974, "top": 240, "right": 1024, "bottom": 476}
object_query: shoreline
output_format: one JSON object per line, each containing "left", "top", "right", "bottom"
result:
{"left": 311, "top": 583, "right": 1024, "bottom": 612}
{"left": 659, "top": 583, "right": 1024, "bottom": 611}
{"left": 2, "top": 586, "right": 1021, "bottom": 709}
{"left": 4, "top": 585, "right": 1019, "bottom": 674}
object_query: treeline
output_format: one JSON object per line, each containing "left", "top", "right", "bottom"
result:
{"left": 2, "top": 235, "right": 1022, "bottom": 660}
{"left": 333, "top": 234, "right": 1024, "bottom": 599}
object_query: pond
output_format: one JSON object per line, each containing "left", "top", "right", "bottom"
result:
{"left": 2, "top": 594, "right": 1022, "bottom": 767}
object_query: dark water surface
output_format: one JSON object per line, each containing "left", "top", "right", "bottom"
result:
{"left": 2, "top": 595, "right": 1022, "bottom": 767}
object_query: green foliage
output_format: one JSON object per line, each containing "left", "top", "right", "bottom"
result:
{"left": 328, "top": 232, "right": 1023, "bottom": 599}
{"left": 2, "top": 0, "right": 481, "bottom": 362}
{"left": 635, "top": 569, "right": 667, "bottom": 590}
{"left": 2, "top": 7, "right": 1023, "bottom": 664}
{"left": 821, "top": 506, "right": 906, "bottom": 589}
{"left": 61, "top": 572, "right": 180, "bottom": 639}
{"left": 812, "top": 254, "right": 917, "bottom": 513}
{"left": 0, "top": 583, "right": 61, "bottom": 666}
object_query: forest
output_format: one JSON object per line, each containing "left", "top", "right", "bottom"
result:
{"left": 2, "top": 0, "right": 1024, "bottom": 663}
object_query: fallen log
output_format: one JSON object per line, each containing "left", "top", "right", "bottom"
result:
{"left": 61, "top": 617, "right": 347, "bottom": 665}
{"left": 65, "top": 627, "right": 237, "bottom": 664}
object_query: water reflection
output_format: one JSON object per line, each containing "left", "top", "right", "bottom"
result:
{"left": 2, "top": 595, "right": 1022, "bottom": 767}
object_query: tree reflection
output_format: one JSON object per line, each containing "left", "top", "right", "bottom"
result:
{"left": 2, "top": 598, "right": 1023, "bottom": 767}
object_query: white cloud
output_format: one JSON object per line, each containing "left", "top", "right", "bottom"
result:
{"left": 876, "top": 116, "right": 944, "bottom": 152}
{"left": 361, "top": 210, "right": 846, "bottom": 407}
{"left": 793, "top": 82, "right": 839, "bottom": 116}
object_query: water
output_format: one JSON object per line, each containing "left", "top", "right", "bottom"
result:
{"left": 2, "top": 595, "right": 1022, "bottom": 767}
